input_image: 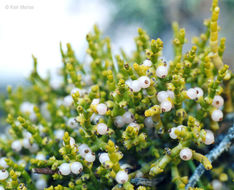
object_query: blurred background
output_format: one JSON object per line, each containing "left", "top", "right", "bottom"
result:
{"left": 0, "top": 0, "right": 234, "bottom": 92}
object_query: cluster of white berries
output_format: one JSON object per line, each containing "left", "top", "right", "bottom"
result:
{"left": 157, "top": 91, "right": 174, "bottom": 112}
{"left": 0, "top": 158, "right": 9, "bottom": 181}
{"left": 186, "top": 87, "right": 204, "bottom": 100}
{"left": 180, "top": 147, "right": 193, "bottom": 161}
{"left": 20, "top": 102, "right": 37, "bottom": 121}
{"left": 78, "top": 144, "right": 96, "bottom": 162}
{"left": 91, "top": 99, "right": 108, "bottom": 115}
{"left": 169, "top": 125, "right": 185, "bottom": 139}
{"left": 11, "top": 136, "right": 39, "bottom": 153}
{"left": 96, "top": 123, "right": 108, "bottom": 135}
{"left": 211, "top": 95, "right": 224, "bottom": 122}
{"left": 126, "top": 76, "right": 151, "bottom": 92}
{"left": 115, "top": 170, "right": 129, "bottom": 184}
{"left": 114, "top": 111, "right": 134, "bottom": 128}
{"left": 59, "top": 162, "right": 83, "bottom": 176}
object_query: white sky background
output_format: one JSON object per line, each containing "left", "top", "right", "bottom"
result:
{"left": 0, "top": 0, "right": 114, "bottom": 82}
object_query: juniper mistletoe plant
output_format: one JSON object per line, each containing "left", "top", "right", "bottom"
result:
{"left": 0, "top": 0, "right": 233, "bottom": 189}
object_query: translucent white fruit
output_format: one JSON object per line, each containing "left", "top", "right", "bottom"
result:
{"left": 29, "top": 143, "right": 39, "bottom": 153}
{"left": 143, "top": 59, "right": 152, "bottom": 67}
{"left": 63, "top": 95, "right": 73, "bottom": 107}
{"left": 115, "top": 170, "right": 129, "bottom": 184}
{"left": 78, "top": 144, "right": 91, "bottom": 157}
{"left": 169, "top": 127, "right": 177, "bottom": 139}
{"left": 130, "top": 80, "right": 141, "bottom": 92}
{"left": 211, "top": 109, "right": 223, "bottom": 122}
{"left": 161, "top": 100, "right": 172, "bottom": 112}
{"left": 123, "top": 112, "right": 134, "bottom": 124}
{"left": 67, "top": 117, "right": 79, "bottom": 128}
{"left": 99, "top": 153, "right": 110, "bottom": 164}
{"left": 138, "top": 76, "right": 151, "bottom": 88}
{"left": 36, "top": 153, "right": 46, "bottom": 160}
{"left": 91, "top": 98, "right": 100, "bottom": 105}
{"left": 194, "top": 87, "right": 204, "bottom": 98}
{"left": 0, "top": 169, "right": 9, "bottom": 180}
{"left": 0, "top": 158, "right": 8, "bottom": 168}
{"left": 54, "top": 129, "right": 65, "bottom": 140}
{"left": 59, "top": 163, "right": 71, "bottom": 176}
{"left": 180, "top": 148, "right": 192, "bottom": 161}
{"left": 211, "top": 179, "right": 222, "bottom": 190}
{"left": 22, "top": 138, "right": 31, "bottom": 149}
{"left": 97, "top": 123, "right": 108, "bottom": 135}
{"left": 35, "top": 178, "right": 47, "bottom": 190}
{"left": 85, "top": 152, "right": 96, "bottom": 162}
{"left": 186, "top": 88, "right": 197, "bottom": 100}
{"left": 70, "top": 162, "right": 83, "bottom": 174}
{"left": 167, "top": 90, "right": 175, "bottom": 99}
{"left": 11, "top": 140, "right": 22, "bottom": 152}
{"left": 157, "top": 91, "right": 169, "bottom": 102}
{"left": 96, "top": 103, "right": 107, "bottom": 115}
{"left": 144, "top": 117, "right": 154, "bottom": 128}
{"left": 156, "top": 66, "right": 168, "bottom": 78}
{"left": 203, "top": 130, "right": 215, "bottom": 145}
{"left": 114, "top": 116, "right": 125, "bottom": 128}
{"left": 212, "top": 95, "right": 224, "bottom": 109}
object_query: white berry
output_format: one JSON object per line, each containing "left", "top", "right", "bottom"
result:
{"left": 0, "top": 158, "right": 8, "bottom": 169}
{"left": 59, "top": 163, "right": 71, "bottom": 175}
{"left": 157, "top": 91, "right": 169, "bottom": 102}
{"left": 115, "top": 170, "right": 129, "bottom": 184}
{"left": 29, "top": 143, "right": 39, "bottom": 153}
{"left": 96, "top": 103, "right": 107, "bottom": 115}
{"left": 36, "top": 153, "right": 46, "bottom": 160}
{"left": 0, "top": 169, "right": 9, "bottom": 180}
{"left": 70, "top": 162, "right": 83, "bottom": 174}
{"left": 114, "top": 116, "right": 125, "bottom": 128}
{"left": 128, "top": 122, "right": 140, "bottom": 130}
{"left": 212, "top": 95, "right": 224, "bottom": 109}
{"left": 123, "top": 112, "right": 134, "bottom": 124}
{"left": 138, "top": 76, "right": 151, "bottom": 88}
{"left": 63, "top": 95, "right": 73, "bottom": 107}
{"left": 169, "top": 127, "right": 177, "bottom": 139}
{"left": 130, "top": 80, "right": 141, "bottom": 92}
{"left": 203, "top": 130, "right": 215, "bottom": 145}
{"left": 180, "top": 148, "right": 192, "bottom": 161}
{"left": 186, "top": 88, "right": 197, "bottom": 100}
{"left": 67, "top": 117, "right": 79, "bottom": 128}
{"left": 194, "top": 87, "right": 204, "bottom": 98}
{"left": 156, "top": 66, "right": 168, "bottom": 78}
{"left": 161, "top": 100, "right": 172, "bottom": 112}
{"left": 99, "top": 153, "right": 110, "bottom": 164}
{"left": 97, "top": 123, "right": 108, "bottom": 135}
{"left": 167, "top": 90, "right": 175, "bottom": 99}
{"left": 22, "top": 138, "right": 31, "bottom": 149}
{"left": 91, "top": 98, "right": 100, "bottom": 105}
{"left": 143, "top": 59, "right": 152, "bottom": 67}
{"left": 11, "top": 140, "right": 22, "bottom": 152}
{"left": 54, "top": 129, "right": 64, "bottom": 140}
{"left": 78, "top": 144, "right": 91, "bottom": 158}
{"left": 211, "top": 179, "right": 222, "bottom": 190}
{"left": 35, "top": 178, "right": 47, "bottom": 190}
{"left": 144, "top": 117, "right": 154, "bottom": 128}
{"left": 85, "top": 152, "right": 96, "bottom": 162}
{"left": 211, "top": 109, "right": 223, "bottom": 122}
